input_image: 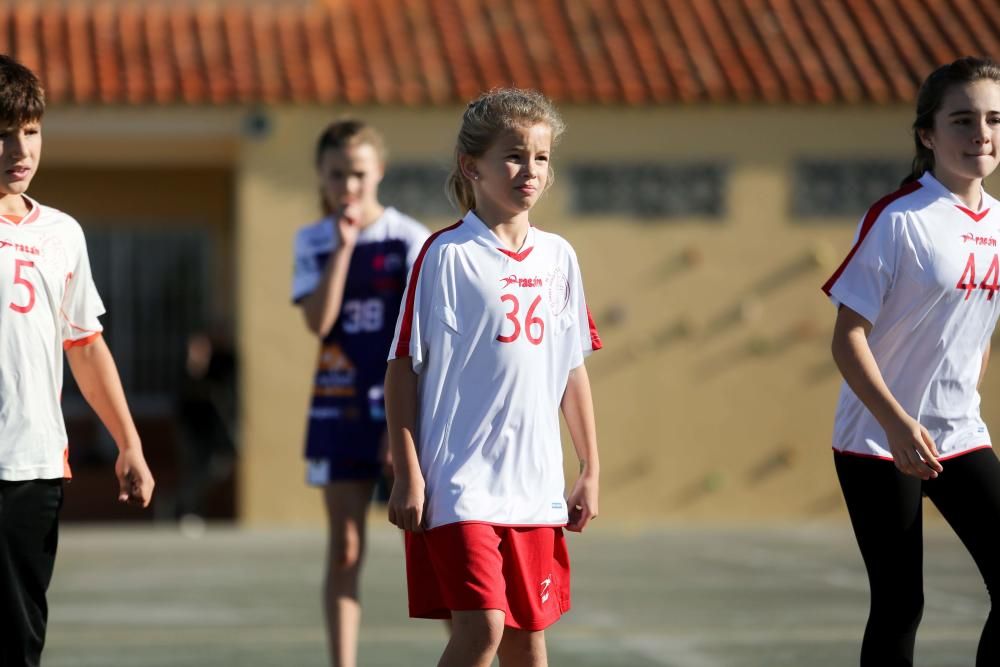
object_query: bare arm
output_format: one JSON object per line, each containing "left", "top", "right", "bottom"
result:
{"left": 831, "top": 305, "right": 942, "bottom": 479}
{"left": 561, "top": 363, "right": 599, "bottom": 532}
{"left": 980, "top": 340, "right": 991, "bottom": 389}
{"left": 299, "top": 210, "right": 360, "bottom": 337}
{"left": 66, "top": 336, "right": 155, "bottom": 506}
{"left": 384, "top": 357, "right": 425, "bottom": 531}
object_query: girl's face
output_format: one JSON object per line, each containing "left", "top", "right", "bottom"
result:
{"left": 921, "top": 79, "right": 1000, "bottom": 188}
{"left": 466, "top": 122, "right": 552, "bottom": 218}
{"left": 317, "top": 141, "right": 383, "bottom": 215}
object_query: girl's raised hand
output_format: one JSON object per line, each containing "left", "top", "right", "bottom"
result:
{"left": 335, "top": 202, "right": 363, "bottom": 248}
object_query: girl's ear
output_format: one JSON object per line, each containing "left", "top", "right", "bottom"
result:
{"left": 917, "top": 128, "right": 935, "bottom": 151}
{"left": 458, "top": 154, "right": 479, "bottom": 182}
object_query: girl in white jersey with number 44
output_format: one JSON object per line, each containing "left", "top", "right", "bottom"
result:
{"left": 824, "top": 57, "right": 1000, "bottom": 666}
{"left": 386, "top": 88, "right": 602, "bottom": 667}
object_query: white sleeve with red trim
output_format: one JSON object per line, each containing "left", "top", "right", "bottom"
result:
{"left": 388, "top": 238, "right": 442, "bottom": 373}
{"left": 60, "top": 223, "right": 105, "bottom": 344}
{"left": 826, "top": 211, "right": 905, "bottom": 325}
{"left": 567, "top": 247, "right": 602, "bottom": 365}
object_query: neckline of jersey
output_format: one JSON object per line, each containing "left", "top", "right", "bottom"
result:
{"left": 918, "top": 171, "right": 993, "bottom": 219}
{"left": 0, "top": 195, "right": 38, "bottom": 226}
{"left": 462, "top": 209, "right": 535, "bottom": 261}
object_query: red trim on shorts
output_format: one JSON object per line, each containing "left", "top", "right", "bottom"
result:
{"left": 821, "top": 181, "right": 923, "bottom": 296}
{"left": 394, "top": 220, "right": 464, "bottom": 358}
{"left": 832, "top": 444, "right": 992, "bottom": 462}
{"left": 63, "top": 331, "right": 102, "bottom": 350}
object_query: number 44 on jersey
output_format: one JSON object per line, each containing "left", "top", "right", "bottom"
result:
{"left": 957, "top": 252, "right": 1000, "bottom": 301}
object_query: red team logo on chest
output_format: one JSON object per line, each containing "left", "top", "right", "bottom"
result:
{"left": 499, "top": 274, "right": 544, "bottom": 289}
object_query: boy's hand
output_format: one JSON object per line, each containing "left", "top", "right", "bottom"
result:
{"left": 566, "top": 474, "right": 599, "bottom": 533}
{"left": 115, "top": 448, "right": 155, "bottom": 507}
{"left": 387, "top": 474, "right": 425, "bottom": 532}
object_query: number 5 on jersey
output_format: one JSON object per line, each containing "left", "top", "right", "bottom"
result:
{"left": 8, "top": 259, "right": 35, "bottom": 313}
{"left": 496, "top": 294, "right": 544, "bottom": 345}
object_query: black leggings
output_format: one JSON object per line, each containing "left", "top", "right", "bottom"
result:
{"left": 0, "top": 480, "right": 62, "bottom": 667}
{"left": 835, "top": 448, "right": 1000, "bottom": 667}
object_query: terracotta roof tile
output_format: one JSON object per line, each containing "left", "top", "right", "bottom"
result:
{"left": 590, "top": 0, "right": 646, "bottom": 104}
{"left": 66, "top": 3, "right": 96, "bottom": 103}
{"left": 118, "top": 3, "right": 149, "bottom": 104}
{"left": 196, "top": 4, "right": 233, "bottom": 105}
{"left": 612, "top": 0, "right": 672, "bottom": 102}
{"left": 402, "top": 0, "right": 451, "bottom": 104}
{"left": 375, "top": 0, "right": 424, "bottom": 104}
{"left": 223, "top": 6, "right": 256, "bottom": 102}
{"left": 5, "top": 0, "right": 1000, "bottom": 106}
{"left": 637, "top": 0, "right": 701, "bottom": 102}
{"left": 301, "top": 4, "right": 340, "bottom": 103}
{"left": 276, "top": 8, "right": 311, "bottom": 103}
{"left": 144, "top": 3, "right": 174, "bottom": 104}
{"left": 13, "top": 5, "right": 41, "bottom": 79}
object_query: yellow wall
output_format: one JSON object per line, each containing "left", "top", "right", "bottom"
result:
{"left": 40, "top": 105, "right": 1000, "bottom": 525}
{"left": 237, "top": 105, "right": 1000, "bottom": 525}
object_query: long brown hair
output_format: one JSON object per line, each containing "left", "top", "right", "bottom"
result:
{"left": 902, "top": 57, "right": 1000, "bottom": 186}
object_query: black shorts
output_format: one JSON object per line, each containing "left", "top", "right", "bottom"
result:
{"left": 0, "top": 479, "right": 63, "bottom": 667}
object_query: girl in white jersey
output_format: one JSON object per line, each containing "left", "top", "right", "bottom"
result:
{"left": 386, "top": 89, "right": 601, "bottom": 667}
{"left": 823, "top": 57, "right": 1000, "bottom": 666}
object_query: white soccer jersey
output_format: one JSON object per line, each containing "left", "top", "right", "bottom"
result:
{"left": 823, "top": 172, "right": 1000, "bottom": 460}
{"left": 389, "top": 210, "right": 601, "bottom": 529}
{"left": 0, "top": 196, "right": 105, "bottom": 480}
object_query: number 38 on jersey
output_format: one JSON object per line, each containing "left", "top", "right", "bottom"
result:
{"left": 956, "top": 252, "right": 1000, "bottom": 301}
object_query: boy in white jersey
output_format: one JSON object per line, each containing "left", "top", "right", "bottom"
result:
{"left": 0, "top": 55, "right": 154, "bottom": 666}
{"left": 824, "top": 57, "right": 1000, "bottom": 666}
{"left": 386, "top": 89, "right": 601, "bottom": 667}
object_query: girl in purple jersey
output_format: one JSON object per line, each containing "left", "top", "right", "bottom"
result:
{"left": 292, "top": 120, "right": 427, "bottom": 667}
{"left": 826, "top": 57, "right": 1000, "bottom": 666}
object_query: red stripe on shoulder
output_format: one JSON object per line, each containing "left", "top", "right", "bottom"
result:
{"left": 394, "top": 220, "right": 464, "bottom": 358}
{"left": 821, "top": 180, "right": 923, "bottom": 296}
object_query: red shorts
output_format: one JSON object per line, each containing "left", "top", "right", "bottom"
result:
{"left": 405, "top": 522, "right": 571, "bottom": 631}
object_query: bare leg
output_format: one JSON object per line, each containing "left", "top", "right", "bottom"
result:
{"left": 438, "top": 609, "right": 505, "bottom": 667}
{"left": 323, "top": 480, "right": 375, "bottom": 667}
{"left": 498, "top": 627, "right": 547, "bottom": 667}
